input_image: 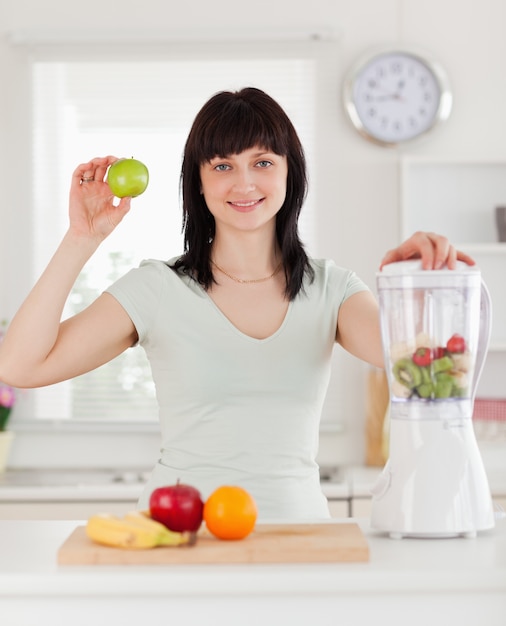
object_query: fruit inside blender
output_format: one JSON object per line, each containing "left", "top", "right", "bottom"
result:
{"left": 389, "top": 332, "right": 472, "bottom": 400}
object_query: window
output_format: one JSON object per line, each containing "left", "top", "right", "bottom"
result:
{"left": 24, "top": 46, "right": 319, "bottom": 425}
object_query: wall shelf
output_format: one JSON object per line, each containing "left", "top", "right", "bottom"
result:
{"left": 401, "top": 159, "right": 506, "bottom": 244}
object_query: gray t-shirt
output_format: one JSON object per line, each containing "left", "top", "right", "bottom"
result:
{"left": 106, "top": 257, "right": 369, "bottom": 520}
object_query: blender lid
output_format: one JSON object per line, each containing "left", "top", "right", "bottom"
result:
{"left": 379, "top": 259, "right": 481, "bottom": 276}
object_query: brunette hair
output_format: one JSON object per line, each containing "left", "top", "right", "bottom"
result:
{"left": 172, "top": 87, "right": 314, "bottom": 300}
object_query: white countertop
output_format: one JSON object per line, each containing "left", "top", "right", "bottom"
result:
{"left": 1, "top": 517, "right": 505, "bottom": 626}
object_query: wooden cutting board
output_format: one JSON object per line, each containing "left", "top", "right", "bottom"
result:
{"left": 57, "top": 523, "right": 369, "bottom": 565}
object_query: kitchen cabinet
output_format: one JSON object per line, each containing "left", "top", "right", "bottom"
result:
{"left": 327, "top": 500, "right": 350, "bottom": 517}
{"left": 0, "top": 465, "right": 502, "bottom": 522}
{"left": 335, "top": 495, "right": 506, "bottom": 520}
{"left": 0, "top": 468, "right": 144, "bottom": 520}
{"left": 349, "top": 497, "right": 373, "bottom": 518}
{"left": 329, "top": 498, "right": 372, "bottom": 518}
{"left": 0, "top": 497, "right": 354, "bottom": 520}
{"left": 0, "top": 499, "right": 352, "bottom": 521}
{"left": 494, "top": 496, "right": 506, "bottom": 511}
{"left": 12, "top": 496, "right": 502, "bottom": 523}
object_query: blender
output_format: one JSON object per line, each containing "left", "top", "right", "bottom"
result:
{"left": 370, "top": 260, "right": 495, "bottom": 538}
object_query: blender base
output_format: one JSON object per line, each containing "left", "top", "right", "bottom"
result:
{"left": 370, "top": 417, "right": 495, "bottom": 539}
{"left": 388, "top": 530, "right": 477, "bottom": 540}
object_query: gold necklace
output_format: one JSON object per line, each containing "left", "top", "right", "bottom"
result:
{"left": 211, "top": 259, "right": 282, "bottom": 284}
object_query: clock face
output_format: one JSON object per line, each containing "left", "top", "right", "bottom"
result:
{"left": 344, "top": 50, "right": 452, "bottom": 146}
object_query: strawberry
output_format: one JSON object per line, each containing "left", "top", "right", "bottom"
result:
{"left": 412, "top": 347, "right": 433, "bottom": 367}
{"left": 432, "top": 346, "right": 446, "bottom": 360}
{"left": 446, "top": 334, "right": 466, "bottom": 354}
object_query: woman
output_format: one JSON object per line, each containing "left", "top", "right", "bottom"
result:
{"left": 0, "top": 88, "right": 473, "bottom": 519}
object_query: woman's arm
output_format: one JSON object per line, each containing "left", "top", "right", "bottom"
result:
{"left": 0, "top": 156, "right": 136, "bottom": 388}
{"left": 336, "top": 290, "right": 384, "bottom": 368}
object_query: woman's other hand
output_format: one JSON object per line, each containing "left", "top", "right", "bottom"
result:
{"left": 380, "top": 231, "right": 475, "bottom": 270}
{"left": 69, "top": 156, "right": 131, "bottom": 241}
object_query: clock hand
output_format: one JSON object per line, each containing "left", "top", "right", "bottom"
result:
{"left": 371, "top": 78, "right": 406, "bottom": 102}
{"left": 373, "top": 93, "right": 405, "bottom": 102}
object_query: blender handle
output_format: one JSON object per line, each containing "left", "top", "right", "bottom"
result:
{"left": 472, "top": 280, "right": 492, "bottom": 400}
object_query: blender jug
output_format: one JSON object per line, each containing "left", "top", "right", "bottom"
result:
{"left": 370, "top": 260, "right": 495, "bottom": 538}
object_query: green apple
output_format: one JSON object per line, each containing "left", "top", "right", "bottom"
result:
{"left": 107, "top": 158, "right": 149, "bottom": 198}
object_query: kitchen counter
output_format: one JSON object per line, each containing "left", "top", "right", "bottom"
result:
{"left": 0, "top": 468, "right": 149, "bottom": 502}
{"left": 1, "top": 517, "right": 505, "bottom": 626}
{"left": 0, "top": 465, "right": 353, "bottom": 502}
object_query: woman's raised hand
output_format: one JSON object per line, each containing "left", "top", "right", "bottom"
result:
{"left": 380, "top": 231, "right": 475, "bottom": 270}
{"left": 69, "top": 156, "right": 131, "bottom": 241}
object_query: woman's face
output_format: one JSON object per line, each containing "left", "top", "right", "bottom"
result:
{"left": 199, "top": 146, "right": 288, "bottom": 235}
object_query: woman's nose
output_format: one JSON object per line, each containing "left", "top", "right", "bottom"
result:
{"left": 232, "top": 168, "right": 256, "bottom": 193}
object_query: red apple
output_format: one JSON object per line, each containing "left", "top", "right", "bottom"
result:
{"left": 107, "top": 157, "right": 149, "bottom": 198}
{"left": 149, "top": 482, "right": 204, "bottom": 532}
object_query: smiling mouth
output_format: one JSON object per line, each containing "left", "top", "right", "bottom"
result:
{"left": 228, "top": 199, "right": 264, "bottom": 212}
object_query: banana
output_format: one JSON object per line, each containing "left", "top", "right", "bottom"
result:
{"left": 415, "top": 332, "right": 433, "bottom": 349}
{"left": 451, "top": 352, "right": 472, "bottom": 373}
{"left": 85, "top": 513, "right": 195, "bottom": 549}
{"left": 391, "top": 378, "right": 412, "bottom": 399}
{"left": 124, "top": 510, "right": 197, "bottom": 546}
{"left": 390, "top": 341, "right": 415, "bottom": 362}
{"left": 124, "top": 510, "right": 171, "bottom": 533}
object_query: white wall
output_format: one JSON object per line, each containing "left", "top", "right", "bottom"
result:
{"left": 1, "top": 0, "right": 505, "bottom": 468}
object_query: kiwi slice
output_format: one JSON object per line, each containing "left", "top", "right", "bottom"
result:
{"left": 432, "top": 356, "right": 454, "bottom": 374}
{"left": 416, "top": 382, "right": 434, "bottom": 399}
{"left": 434, "top": 372, "right": 454, "bottom": 398}
{"left": 393, "top": 358, "right": 423, "bottom": 389}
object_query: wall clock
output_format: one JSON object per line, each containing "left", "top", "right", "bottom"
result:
{"left": 343, "top": 48, "right": 453, "bottom": 147}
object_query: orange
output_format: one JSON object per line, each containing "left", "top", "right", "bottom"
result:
{"left": 203, "top": 485, "right": 258, "bottom": 540}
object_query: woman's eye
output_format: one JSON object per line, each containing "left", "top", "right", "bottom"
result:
{"left": 256, "top": 160, "right": 272, "bottom": 168}
{"left": 214, "top": 163, "right": 230, "bottom": 172}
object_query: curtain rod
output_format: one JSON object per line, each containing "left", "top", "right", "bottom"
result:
{"left": 7, "top": 27, "right": 338, "bottom": 45}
